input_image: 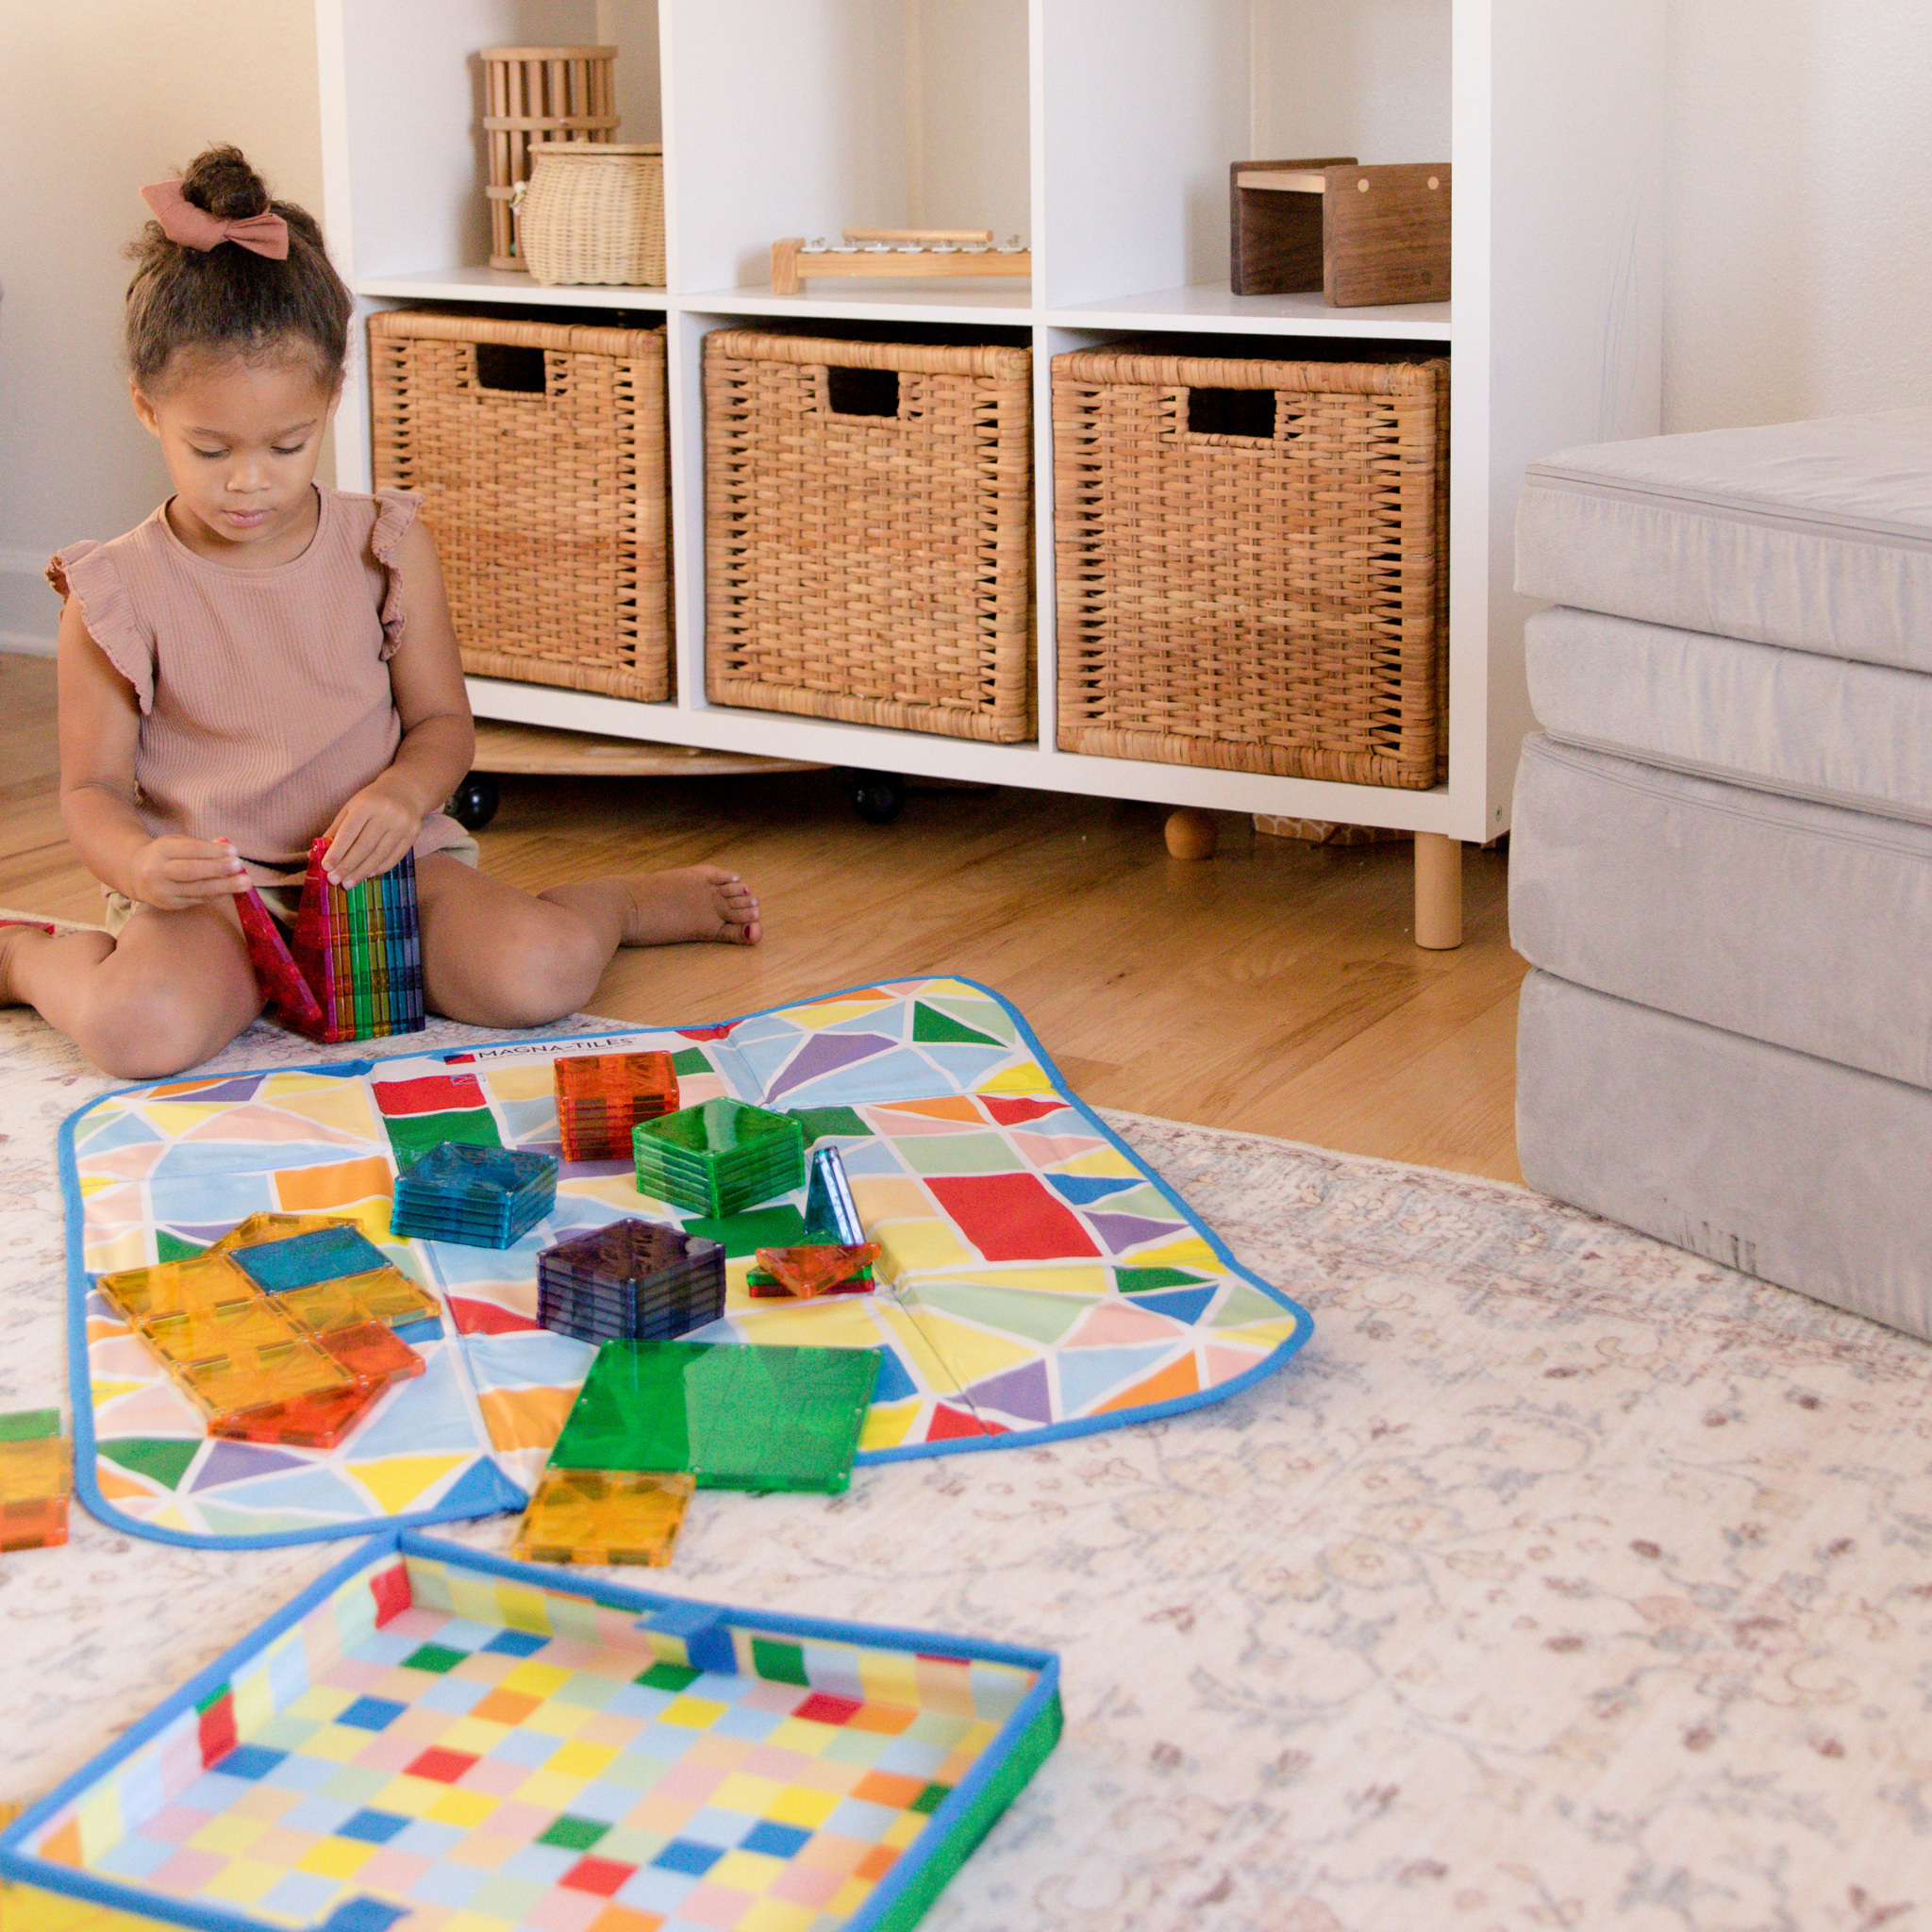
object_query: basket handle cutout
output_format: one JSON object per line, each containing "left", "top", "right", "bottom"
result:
{"left": 474, "top": 341, "right": 549, "bottom": 396}
{"left": 1185, "top": 387, "right": 1280, "bottom": 441}
{"left": 825, "top": 364, "right": 901, "bottom": 420}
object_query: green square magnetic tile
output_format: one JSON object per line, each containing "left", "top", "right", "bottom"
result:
{"left": 549, "top": 1341, "right": 882, "bottom": 1492}
{"left": 0, "top": 1409, "right": 59, "bottom": 1442}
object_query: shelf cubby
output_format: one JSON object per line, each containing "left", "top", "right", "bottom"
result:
{"left": 319, "top": 0, "right": 1668, "bottom": 940}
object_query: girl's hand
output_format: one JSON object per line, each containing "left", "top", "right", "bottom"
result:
{"left": 130, "top": 836, "right": 249, "bottom": 911}
{"left": 320, "top": 785, "right": 422, "bottom": 890}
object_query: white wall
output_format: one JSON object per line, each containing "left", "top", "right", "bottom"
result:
{"left": 1662, "top": 0, "right": 1932, "bottom": 432}
{"left": 0, "top": 2, "right": 323, "bottom": 654}
{"left": 3, "top": 1, "right": 1930, "bottom": 653}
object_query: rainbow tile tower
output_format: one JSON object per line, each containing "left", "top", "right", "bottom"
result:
{"left": 0, "top": 1533, "right": 1064, "bottom": 1932}
{"left": 285, "top": 838, "right": 425, "bottom": 1043}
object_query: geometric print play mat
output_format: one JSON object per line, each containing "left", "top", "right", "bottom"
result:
{"left": 61, "top": 978, "right": 1312, "bottom": 1549}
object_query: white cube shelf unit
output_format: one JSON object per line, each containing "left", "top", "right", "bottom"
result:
{"left": 317, "top": 0, "right": 1665, "bottom": 940}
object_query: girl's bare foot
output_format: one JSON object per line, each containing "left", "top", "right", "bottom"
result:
{"left": 0, "top": 922, "right": 110, "bottom": 1006}
{"left": 620, "top": 867, "right": 761, "bottom": 948}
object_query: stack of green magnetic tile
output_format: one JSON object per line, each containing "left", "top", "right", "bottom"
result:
{"left": 547, "top": 1340, "right": 882, "bottom": 1492}
{"left": 391, "top": 1141, "right": 558, "bottom": 1248}
{"left": 631, "top": 1096, "right": 806, "bottom": 1216}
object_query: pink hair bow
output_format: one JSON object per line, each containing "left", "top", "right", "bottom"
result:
{"left": 140, "top": 178, "right": 289, "bottom": 260}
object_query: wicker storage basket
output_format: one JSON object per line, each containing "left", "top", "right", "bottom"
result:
{"left": 1053, "top": 345, "right": 1448, "bottom": 787}
{"left": 369, "top": 310, "right": 670, "bottom": 702}
{"left": 518, "top": 143, "right": 664, "bottom": 287}
{"left": 704, "top": 330, "right": 1034, "bottom": 742}
{"left": 480, "top": 46, "right": 620, "bottom": 271}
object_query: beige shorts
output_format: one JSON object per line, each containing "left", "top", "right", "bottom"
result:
{"left": 101, "top": 835, "right": 481, "bottom": 938}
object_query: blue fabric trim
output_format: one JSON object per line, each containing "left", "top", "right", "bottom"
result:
{"left": 58, "top": 985, "right": 1313, "bottom": 1549}
{"left": 2, "top": 1529, "right": 1062, "bottom": 1932}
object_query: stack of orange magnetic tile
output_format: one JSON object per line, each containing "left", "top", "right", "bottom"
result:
{"left": 553, "top": 1050, "right": 679, "bottom": 1161}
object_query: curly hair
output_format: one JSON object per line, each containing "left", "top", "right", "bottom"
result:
{"left": 125, "top": 144, "right": 350, "bottom": 392}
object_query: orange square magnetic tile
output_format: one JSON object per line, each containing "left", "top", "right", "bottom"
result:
{"left": 317, "top": 1322, "right": 424, "bottom": 1388}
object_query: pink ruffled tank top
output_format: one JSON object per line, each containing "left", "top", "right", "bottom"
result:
{"left": 48, "top": 485, "right": 468, "bottom": 888}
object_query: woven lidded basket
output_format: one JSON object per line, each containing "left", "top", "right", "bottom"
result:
{"left": 704, "top": 330, "right": 1034, "bottom": 742}
{"left": 1053, "top": 345, "right": 1449, "bottom": 787}
{"left": 517, "top": 143, "right": 665, "bottom": 287}
{"left": 369, "top": 310, "right": 670, "bottom": 702}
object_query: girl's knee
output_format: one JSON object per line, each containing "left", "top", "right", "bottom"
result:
{"left": 85, "top": 974, "right": 256, "bottom": 1080}
{"left": 478, "top": 908, "right": 608, "bottom": 1026}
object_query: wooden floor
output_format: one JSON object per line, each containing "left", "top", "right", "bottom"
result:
{"left": 0, "top": 651, "right": 1526, "bottom": 1181}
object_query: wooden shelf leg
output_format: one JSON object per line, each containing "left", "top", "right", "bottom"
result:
{"left": 1413, "top": 832, "right": 1463, "bottom": 949}
{"left": 1164, "top": 808, "right": 1219, "bottom": 860}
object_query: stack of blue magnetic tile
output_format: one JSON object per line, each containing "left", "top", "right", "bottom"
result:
{"left": 390, "top": 1141, "right": 557, "bottom": 1249}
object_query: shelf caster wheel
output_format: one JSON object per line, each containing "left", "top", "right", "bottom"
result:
{"left": 446, "top": 772, "right": 499, "bottom": 832}
{"left": 1164, "top": 808, "right": 1219, "bottom": 859}
{"left": 848, "top": 771, "right": 908, "bottom": 824}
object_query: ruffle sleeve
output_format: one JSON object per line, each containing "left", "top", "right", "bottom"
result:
{"left": 46, "top": 542, "right": 156, "bottom": 712}
{"left": 368, "top": 489, "right": 423, "bottom": 660}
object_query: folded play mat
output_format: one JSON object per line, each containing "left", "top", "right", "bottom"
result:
{"left": 61, "top": 978, "right": 1312, "bottom": 1549}
{"left": 0, "top": 1530, "right": 1063, "bottom": 1932}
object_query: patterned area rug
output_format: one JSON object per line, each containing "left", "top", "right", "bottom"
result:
{"left": 4, "top": 997, "right": 1931, "bottom": 1927}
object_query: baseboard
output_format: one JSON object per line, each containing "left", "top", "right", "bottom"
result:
{"left": 0, "top": 631, "right": 55, "bottom": 658}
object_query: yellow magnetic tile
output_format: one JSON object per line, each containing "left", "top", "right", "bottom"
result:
{"left": 186, "top": 1812, "right": 269, "bottom": 1857}
{"left": 762, "top": 1785, "right": 841, "bottom": 1829}
{"left": 425, "top": 1787, "right": 499, "bottom": 1828}
{"left": 96, "top": 1252, "right": 252, "bottom": 1322}
{"left": 175, "top": 1339, "right": 351, "bottom": 1419}
{"left": 443, "top": 1913, "right": 519, "bottom": 1932}
{"left": 546, "top": 1739, "right": 620, "bottom": 1780}
{"left": 196, "top": 1857, "right": 284, "bottom": 1907}
{"left": 511, "top": 1469, "right": 692, "bottom": 1569}
{"left": 0, "top": 1438, "right": 70, "bottom": 1509}
{"left": 496, "top": 1660, "right": 573, "bottom": 1697}
{"left": 297, "top": 1837, "right": 375, "bottom": 1878}
{"left": 210, "top": 1212, "right": 354, "bottom": 1253}
{"left": 291, "top": 1727, "right": 366, "bottom": 1765}
{"left": 659, "top": 1695, "right": 728, "bottom": 1729}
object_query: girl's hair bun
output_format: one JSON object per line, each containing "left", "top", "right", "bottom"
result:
{"left": 125, "top": 143, "right": 351, "bottom": 393}
{"left": 179, "top": 144, "right": 271, "bottom": 225}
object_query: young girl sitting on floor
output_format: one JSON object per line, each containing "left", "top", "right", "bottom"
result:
{"left": 1, "top": 145, "right": 758, "bottom": 1080}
